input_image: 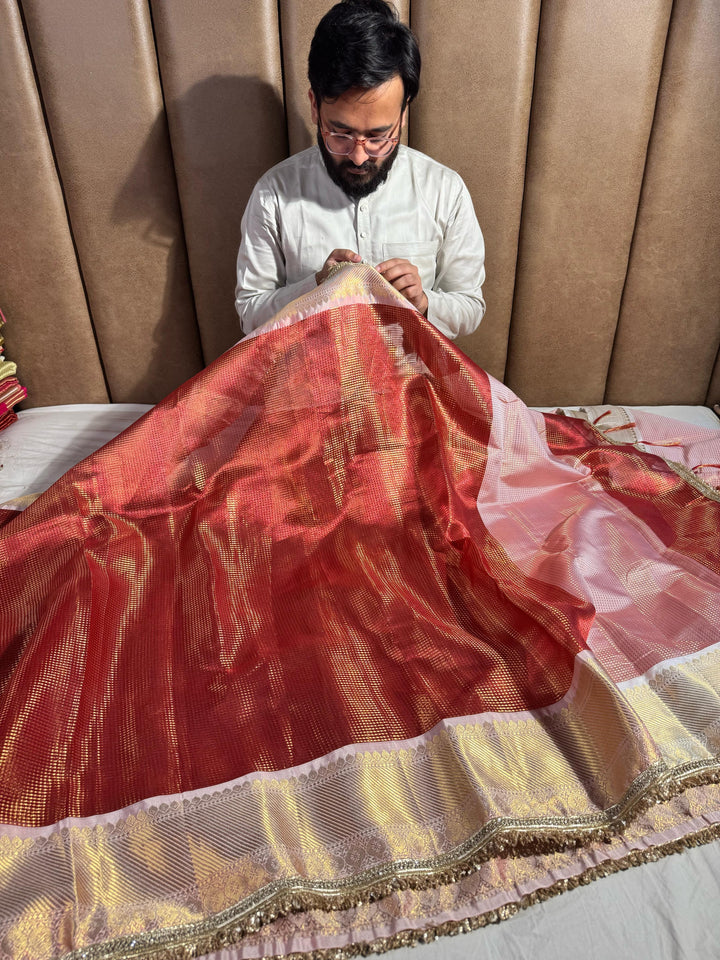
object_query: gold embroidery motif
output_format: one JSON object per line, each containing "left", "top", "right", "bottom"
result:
{"left": 51, "top": 769, "right": 720, "bottom": 960}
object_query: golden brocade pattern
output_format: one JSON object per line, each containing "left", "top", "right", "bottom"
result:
{"left": 552, "top": 405, "right": 720, "bottom": 502}
{"left": 1, "top": 649, "right": 719, "bottom": 959}
{"left": 1, "top": 265, "right": 719, "bottom": 960}
{"left": 244, "top": 819, "right": 720, "bottom": 960}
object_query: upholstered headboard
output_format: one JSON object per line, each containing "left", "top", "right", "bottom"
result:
{"left": 1, "top": 0, "right": 718, "bottom": 408}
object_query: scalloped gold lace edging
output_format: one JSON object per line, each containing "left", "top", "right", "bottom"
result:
{"left": 277, "top": 820, "right": 720, "bottom": 960}
{"left": 60, "top": 759, "right": 720, "bottom": 960}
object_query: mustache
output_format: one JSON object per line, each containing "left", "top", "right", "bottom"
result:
{"left": 340, "top": 159, "right": 376, "bottom": 173}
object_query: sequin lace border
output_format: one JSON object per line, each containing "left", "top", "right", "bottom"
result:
{"left": 62, "top": 758, "right": 720, "bottom": 960}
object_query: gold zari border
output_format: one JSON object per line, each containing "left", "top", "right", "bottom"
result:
{"left": 63, "top": 761, "right": 720, "bottom": 960}
{"left": 283, "top": 821, "right": 720, "bottom": 960}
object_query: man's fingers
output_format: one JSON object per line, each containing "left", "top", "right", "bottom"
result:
{"left": 375, "top": 257, "right": 426, "bottom": 313}
{"left": 376, "top": 258, "right": 417, "bottom": 284}
{"left": 375, "top": 258, "right": 402, "bottom": 276}
{"left": 316, "top": 249, "right": 362, "bottom": 285}
{"left": 377, "top": 261, "right": 417, "bottom": 290}
{"left": 389, "top": 273, "right": 415, "bottom": 294}
{"left": 330, "top": 249, "right": 362, "bottom": 264}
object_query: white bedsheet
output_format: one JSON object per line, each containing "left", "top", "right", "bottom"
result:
{"left": 0, "top": 403, "right": 151, "bottom": 505}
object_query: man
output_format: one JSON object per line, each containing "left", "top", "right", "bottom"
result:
{"left": 235, "top": 0, "right": 485, "bottom": 340}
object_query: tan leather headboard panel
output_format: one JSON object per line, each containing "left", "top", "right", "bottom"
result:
{"left": 151, "top": 0, "right": 288, "bottom": 364}
{"left": 605, "top": 0, "right": 720, "bottom": 405}
{"left": 0, "top": 0, "right": 108, "bottom": 405}
{"left": 412, "top": 0, "right": 540, "bottom": 384}
{"left": 1, "top": 0, "right": 718, "bottom": 408}
{"left": 505, "top": 0, "right": 673, "bottom": 404}
{"left": 19, "top": 0, "right": 203, "bottom": 403}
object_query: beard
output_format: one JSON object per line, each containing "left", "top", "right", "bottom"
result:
{"left": 317, "top": 128, "right": 401, "bottom": 200}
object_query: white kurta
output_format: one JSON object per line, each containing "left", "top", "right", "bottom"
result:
{"left": 235, "top": 145, "right": 486, "bottom": 339}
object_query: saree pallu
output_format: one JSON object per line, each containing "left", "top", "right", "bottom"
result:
{"left": 0, "top": 265, "right": 719, "bottom": 959}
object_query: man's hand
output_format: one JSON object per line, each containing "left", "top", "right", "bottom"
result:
{"left": 316, "top": 249, "right": 362, "bottom": 285}
{"left": 375, "top": 258, "right": 428, "bottom": 315}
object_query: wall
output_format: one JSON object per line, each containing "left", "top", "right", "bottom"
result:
{"left": 0, "top": 0, "right": 718, "bottom": 406}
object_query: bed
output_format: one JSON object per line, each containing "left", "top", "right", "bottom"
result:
{"left": 1, "top": 268, "right": 719, "bottom": 958}
{"left": 3, "top": 403, "right": 720, "bottom": 513}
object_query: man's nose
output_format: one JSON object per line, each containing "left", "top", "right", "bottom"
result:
{"left": 348, "top": 140, "right": 370, "bottom": 166}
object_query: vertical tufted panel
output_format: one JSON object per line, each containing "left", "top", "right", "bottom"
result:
{"left": 411, "top": 0, "right": 541, "bottom": 382}
{"left": 20, "top": 0, "right": 203, "bottom": 403}
{"left": 0, "top": 0, "right": 107, "bottom": 406}
{"left": 505, "top": 0, "right": 673, "bottom": 405}
{"left": 2, "top": 0, "right": 719, "bottom": 409}
{"left": 605, "top": 0, "right": 720, "bottom": 406}
{"left": 150, "top": 0, "right": 287, "bottom": 363}
{"left": 708, "top": 356, "right": 720, "bottom": 409}
{"left": 280, "top": 0, "right": 411, "bottom": 156}
{"left": 280, "top": 0, "right": 333, "bottom": 156}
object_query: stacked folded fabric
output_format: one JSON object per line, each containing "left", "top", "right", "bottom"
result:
{"left": 0, "top": 308, "right": 27, "bottom": 430}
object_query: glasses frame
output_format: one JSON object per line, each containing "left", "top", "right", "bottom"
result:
{"left": 320, "top": 110, "right": 404, "bottom": 158}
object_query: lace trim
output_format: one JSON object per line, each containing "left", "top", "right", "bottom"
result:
{"left": 62, "top": 760, "right": 720, "bottom": 960}
{"left": 664, "top": 459, "right": 720, "bottom": 503}
{"left": 280, "top": 821, "right": 720, "bottom": 960}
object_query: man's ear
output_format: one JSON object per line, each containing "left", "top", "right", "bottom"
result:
{"left": 308, "top": 89, "right": 319, "bottom": 125}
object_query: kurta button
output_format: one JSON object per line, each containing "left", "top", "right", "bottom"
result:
{"left": 360, "top": 231, "right": 367, "bottom": 238}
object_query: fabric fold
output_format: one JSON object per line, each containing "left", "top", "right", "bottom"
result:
{"left": 0, "top": 265, "right": 718, "bottom": 959}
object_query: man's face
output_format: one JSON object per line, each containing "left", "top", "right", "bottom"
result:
{"left": 310, "top": 75, "right": 406, "bottom": 200}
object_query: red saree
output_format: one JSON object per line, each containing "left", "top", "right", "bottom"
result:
{"left": 1, "top": 266, "right": 719, "bottom": 959}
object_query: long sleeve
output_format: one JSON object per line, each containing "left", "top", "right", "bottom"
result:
{"left": 235, "top": 147, "right": 486, "bottom": 340}
{"left": 235, "top": 184, "right": 317, "bottom": 335}
{"left": 425, "top": 180, "right": 486, "bottom": 340}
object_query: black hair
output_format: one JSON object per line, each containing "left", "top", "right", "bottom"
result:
{"left": 308, "top": 0, "right": 421, "bottom": 106}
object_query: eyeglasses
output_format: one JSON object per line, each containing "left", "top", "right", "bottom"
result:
{"left": 320, "top": 112, "right": 403, "bottom": 158}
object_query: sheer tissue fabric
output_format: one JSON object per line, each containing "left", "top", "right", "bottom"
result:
{"left": 0, "top": 265, "right": 719, "bottom": 960}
